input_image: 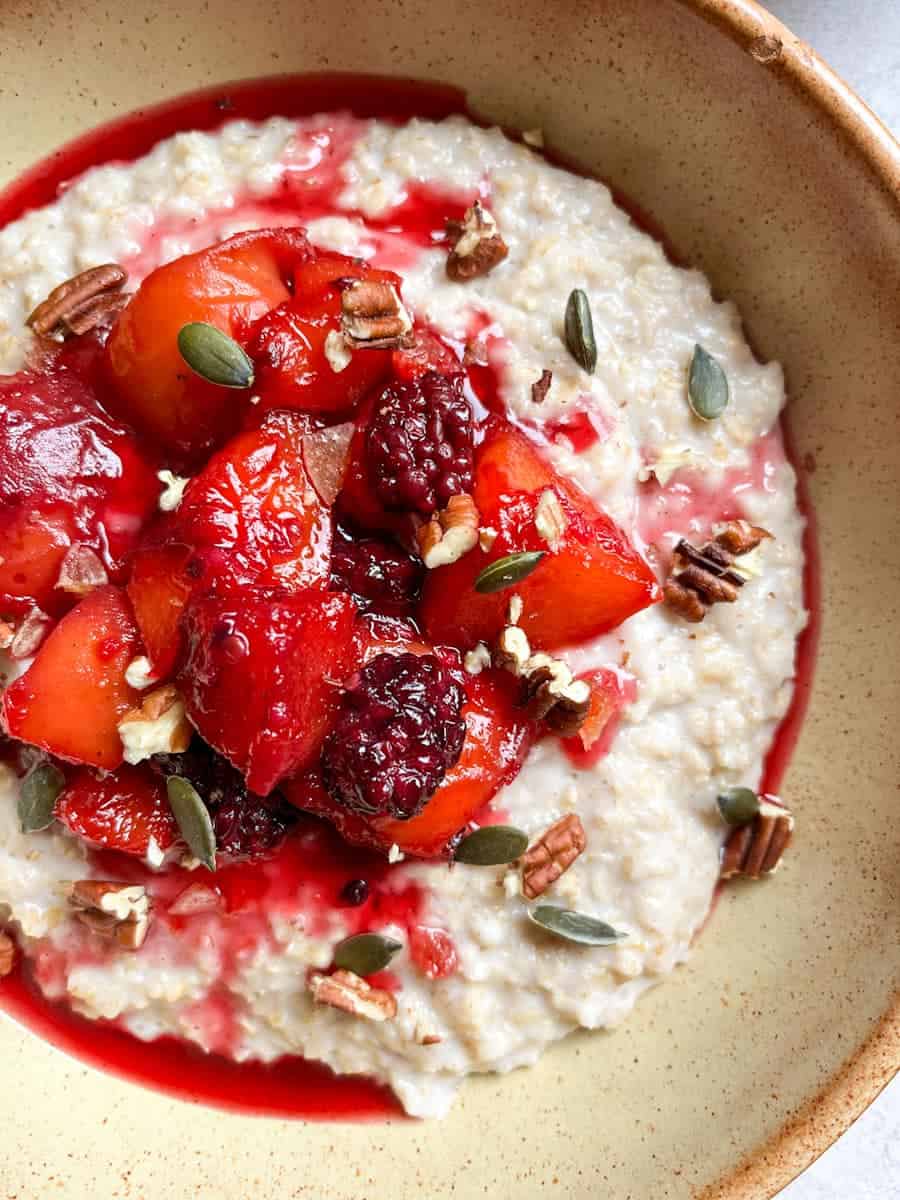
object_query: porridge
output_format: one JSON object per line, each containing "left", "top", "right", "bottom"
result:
{"left": 0, "top": 108, "right": 806, "bottom": 1117}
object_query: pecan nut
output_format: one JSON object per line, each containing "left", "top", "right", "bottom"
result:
{"left": 720, "top": 797, "right": 794, "bottom": 879}
{"left": 340, "top": 279, "right": 413, "bottom": 349}
{"left": 309, "top": 968, "right": 398, "bottom": 1021}
{"left": 446, "top": 202, "right": 508, "bottom": 281}
{"left": 69, "top": 880, "right": 152, "bottom": 950}
{"left": 492, "top": 624, "right": 593, "bottom": 737}
{"left": 118, "top": 684, "right": 192, "bottom": 765}
{"left": 416, "top": 493, "right": 479, "bottom": 568}
{"left": 26, "top": 264, "right": 128, "bottom": 339}
{"left": 665, "top": 521, "right": 771, "bottom": 622}
{"left": 521, "top": 813, "right": 587, "bottom": 899}
{"left": 531, "top": 369, "right": 552, "bottom": 405}
{"left": 0, "top": 931, "right": 15, "bottom": 977}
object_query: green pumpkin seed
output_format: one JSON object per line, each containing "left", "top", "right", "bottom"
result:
{"left": 687, "top": 344, "right": 729, "bottom": 420}
{"left": 18, "top": 763, "right": 65, "bottom": 833}
{"left": 177, "top": 322, "right": 254, "bottom": 388}
{"left": 717, "top": 787, "right": 760, "bottom": 826}
{"left": 333, "top": 932, "right": 403, "bottom": 976}
{"left": 474, "top": 551, "right": 544, "bottom": 594}
{"left": 528, "top": 905, "right": 626, "bottom": 946}
{"left": 454, "top": 825, "right": 529, "bottom": 866}
{"left": 166, "top": 776, "right": 216, "bottom": 870}
{"left": 564, "top": 288, "right": 597, "bottom": 374}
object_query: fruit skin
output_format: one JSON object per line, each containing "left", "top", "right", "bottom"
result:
{"left": 127, "top": 411, "right": 333, "bottom": 677}
{"left": 250, "top": 253, "right": 397, "bottom": 415}
{"left": 391, "top": 329, "right": 459, "bottom": 382}
{"left": 104, "top": 228, "right": 311, "bottom": 462}
{"left": 320, "top": 651, "right": 467, "bottom": 821}
{"left": 284, "top": 626, "right": 535, "bottom": 858}
{"left": 2, "top": 586, "right": 141, "bottom": 769}
{"left": 179, "top": 590, "right": 357, "bottom": 796}
{"left": 152, "top": 743, "right": 296, "bottom": 862}
{"left": 366, "top": 371, "right": 474, "bottom": 515}
{"left": 329, "top": 523, "right": 423, "bottom": 617}
{"left": 0, "top": 364, "right": 160, "bottom": 618}
{"left": 56, "top": 763, "right": 179, "bottom": 857}
{"left": 420, "top": 417, "right": 660, "bottom": 651}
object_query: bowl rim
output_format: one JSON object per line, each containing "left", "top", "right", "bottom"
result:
{"left": 681, "top": 5, "right": 900, "bottom": 1196}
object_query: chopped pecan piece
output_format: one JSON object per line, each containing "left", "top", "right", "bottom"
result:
{"left": 118, "top": 684, "right": 192, "bottom": 765}
{"left": 340, "top": 279, "right": 413, "bottom": 349}
{"left": 69, "top": 880, "right": 152, "bottom": 950}
{"left": 446, "top": 202, "right": 508, "bottom": 281}
{"left": 522, "top": 661, "right": 591, "bottom": 734}
{"left": 521, "top": 813, "right": 587, "bottom": 899}
{"left": 416, "top": 493, "right": 480, "bottom": 568}
{"left": 720, "top": 797, "right": 794, "bottom": 880}
{"left": 534, "top": 488, "right": 567, "bottom": 551}
{"left": 531, "top": 368, "right": 553, "bottom": 405}
{"left": 0, "top": 932, "right": 15, "bottom": 977}
{"left": 309, "top": 968, "right": 397, "bottom": 1021}
{"left": 664, "top": 520, "right": 771, "bottom": 622}
{"left": 8, "top": 607, "right": 52, "bottom": 660}
{"left": 26, "top": 264, "right": 128, "bottom": 339}
{"left": 0, "top": 621, "right": 14, "bottom": 651}
{"left": 55, "top": 544, "right": 109, "bottom": 597}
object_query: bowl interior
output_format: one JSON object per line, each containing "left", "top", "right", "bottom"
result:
{"left": 0, "top": 1, "right": 898, "bottom": 1197}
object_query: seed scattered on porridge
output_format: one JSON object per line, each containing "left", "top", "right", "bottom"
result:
{"left": 332, "top": 932, "right": 403, "bottom": 976}
{"left": 17, "top": 763, "right": 65, "bottom": 834}
{"left": 687, "top": 343, "right": 730, "bottom": 421}
{"left": 528, "top": 905, "right": 626, "bottom": 946}
{"left": 563, "top": 287, "right": 598, "bottom": 374}
{"left": 165, "top": 776, "right": 217, "bottom": 871}
{"left": 474, "top": 551, "right": 545, "bottom": 594}
{"left": 454, "top": 825, "right": 529, "bottom": 867}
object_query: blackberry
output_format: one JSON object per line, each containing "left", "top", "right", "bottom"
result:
{"left": 366, "top": 371, "right": 474, "bottom": 515}
{"left": 340, "top": 878, "right": 370, "bottom": 906}
{"left": 153, "top": 740, "right": 296, "bottom": 862}
{"left": 321, "top": 652, "right": 466, "bottom": 821}
{"left": 330, "top": 523, "right": 424, "bottom": 615}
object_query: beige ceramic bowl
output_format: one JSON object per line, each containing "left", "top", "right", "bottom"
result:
{"left": 1, "top": 0, "right": 898, "bottom": 1196}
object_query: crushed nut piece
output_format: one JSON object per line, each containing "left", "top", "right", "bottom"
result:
{"left": 8, "top": 607, "right": 52, "bottom": 660}
{"left": 542, "top": 678, "right": 592, "bottom": 736}
{"left": 534, "top": 489, "right": 568, "bottom": 551}
{"left": 494, "top": 625, "right": 532, "bottom": 675}
{"left": 145, "top": 835, "right": 166, "bottom": 869}
{"left": 463, "top": 642, "right": 492, "bottom": 675}
{"left": 462, "top": 336, "right": 489, "bottom": 366}
{"left": 69, "top": 880, "right": 151, "bottom": 950}
{"left": 124, "top": 655, "right": 158, "bottom": 691}
{"left": 664, "top": 521, "right": 772, "bottom": 622}
{"left": 324, "top": 328, "right": 352, "bottom": 373}
{"left": 522, "top": 128, "right": 544, "bottom": 148}
{"left": 309, "top": 969, "right": 398, "bottom": 1021}
{"left": 341, "top": 279, "right": 413, "bottom": 348}
{"left": 388, "top": 843, "right": 405, "bottom": 864}
{"left": 0, "top": 621, "right": 14, "bottom": 650}
{"left": 418, "top": 1031, "right": 443, "bottom": 1046}
{"left": 637, "top": 447, "right": 693, "bottom": 487}
{"left": 0, "top": 932, "right": 14, "bottom": 977}
{"left": 157, "top": 469, "right": 190, "bottom": 513}
{"left": 446, "top": 201, "right": 509, "bottom": 281}
{"left": 26, "top": 264, "right": 128, "bottom": 339}
{"left": 118, "top": 684, "right": 192, "bottom": 765}
{"left": 531, "top": 368, "right": 553, "bottom": 405}
{"left": 478, "top": 526, "right": 498, "bottom": 552}
{"left": 508, "top": 595, "right": 523, "bottom": 625}
{"left": 720, "top": 797, "right": 794, "bottom": 880}
{"left": 521, "top": 813, "right": 587, "bottom": 899}
{"left": 168, "top": 882, "right": 223, "bottom": 917}
{"left": 55, "top": 544, "right": 108, "bottom": 596}
{"left": 416, "top": 494, "right": 479, "bottom": 568}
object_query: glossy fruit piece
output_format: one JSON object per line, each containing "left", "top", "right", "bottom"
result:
{"left": 2, "top": 586, "right": 141, "bottom": 769}
{"left": 0, "top": 364, "right": 160, "bottom": 617}
{"left": 391, "top": 328, "right": 459, "bottom": 382}
{"left": 562, "top": 667, "right": 637, "bottom": 768}
{"left": 104, "top": 227, "right": 311, "bottom": 462}
{"left": 179, "top": 590, "right": 357, "bottom": 795}
{"left": 420, "top": 418, "right": 660, "bottom": 651}
{"left": 126, "top": 543, "right": 195, "bottom": 680}
{"left": 56, "top": 762, "right": 179, "bottom": 857}
{"left": 284, "top": 629, "right": 535, "bottom": 858}
{"left": 169, "top": 410, "right": 333, "bottom": 596}
{"left": 250, "top": 253, "right": 398, "bottom": 415}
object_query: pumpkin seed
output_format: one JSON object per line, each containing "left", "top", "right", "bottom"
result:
{"left": 18, "top": 763, "right": 65, "bottom": 833}
{"left": 564, "top": 288, "right": 597, "bottom": 374}
{"left": 717, "top": 787, "right": 760, "bottom": 826}
{"left": 528, "top": 905, "right": 626, "bottom": 946}
{"left": 333, "top": 932, "right": 403, "bottom": 976}
{"left": 687, "top": 344, "right": 729, "bottom": 420}
{"left": 166, "top": 776, "right": 216, "bottom": 871}
{"left": 474, "top": 551, "right": 544, "bottom": 594}
{"left": 454, "top": 825, "right": 529, "bottom": 866}
{"left": 177, "top": 322, "right": 254, "bottom": 389}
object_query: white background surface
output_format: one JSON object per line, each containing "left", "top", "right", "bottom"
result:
{"left": 764, "top": 2, "right": 899, "bottom": 1197}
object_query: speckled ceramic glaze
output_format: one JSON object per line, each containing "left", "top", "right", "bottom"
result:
{"left": 0, "top": 1, "right": 897, "bottom": 1197}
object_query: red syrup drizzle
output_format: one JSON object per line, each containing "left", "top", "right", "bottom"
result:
{"left": 0, "top": 73, "right": 820, "bottom": 1120}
